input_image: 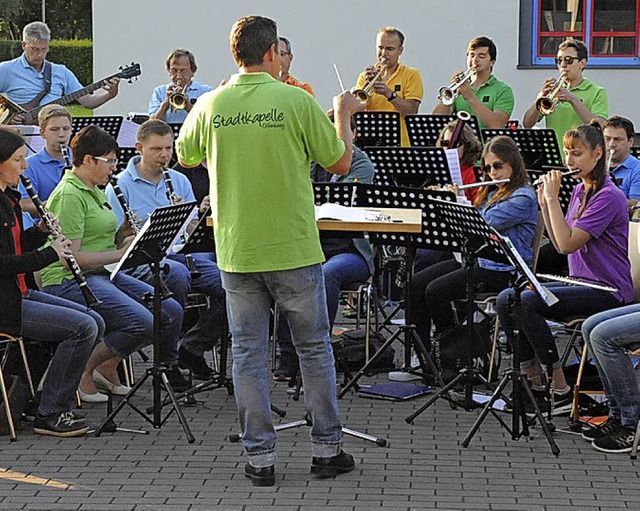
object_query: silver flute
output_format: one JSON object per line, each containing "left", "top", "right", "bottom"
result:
{"left": 532, "top": 168, "right": 581, "bottom": 186}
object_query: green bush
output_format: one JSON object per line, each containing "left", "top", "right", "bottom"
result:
{"left": 0, "top": 39, "right": 93, "bottom": 86}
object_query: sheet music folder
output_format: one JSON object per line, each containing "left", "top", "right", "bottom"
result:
{"left": 358, "top": 382, "right": 433, "bottom": 401}
{"left": 110, "top": 202, "right": 197, "bottom": 279}
{"left": 175, "top": 206, "right": 215, "bottom": 255}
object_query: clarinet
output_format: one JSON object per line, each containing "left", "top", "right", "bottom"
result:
{"left": 108, "top": 176, "right": 140, "bottom": 235}
{"left": 20, "top": 175, "right": 101, "bottom": 310}
{"left": 161, "top": 166, "right": 201, "bottom": 279}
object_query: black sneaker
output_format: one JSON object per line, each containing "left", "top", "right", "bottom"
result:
{"left": 273, "top": 352, "right": 299, "bottom": 382}
{"left": 582, "top": 417, "right": 622, "bottom": 441}
{"left": 551, "top": 390, "right": 573, "bottom": 416}
{"left": 592, "top": 424, "right": 637, "bottom": 453}
{"left": 310, "top": 449, "right": 355, "bottom": 478}
{"left": 33, "top": 411, "right": 89, "bottom": 438}
{"left": 178, "top": 346, "right": 215, "bottom": 380}
{"left": 164, "top": 367, "right": 191, "bottom": 392}
{"left": 244, "top": 463, "right": 275, "bottom": 486}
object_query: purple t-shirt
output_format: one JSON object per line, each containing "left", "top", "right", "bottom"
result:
{"left": 566, "top": 177, "right": 633, "bottom": 303}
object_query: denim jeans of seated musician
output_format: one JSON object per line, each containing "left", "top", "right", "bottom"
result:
{"left": 582, "top": 304, "right": 640, "bottom": 427}
{"left": 496, "top": 282, "right": 622, "bottom": 370}
{"left": 278, "top": 253, "right": 370, "bottom": 355}
{"left": 22, "top": 290, "right": 102, "bottom": 416}
{"left": 44, "top": 272, "right": 183, "bottom": 362}
{"left": 221, "top": 264, "right": 342, "bottom": 467}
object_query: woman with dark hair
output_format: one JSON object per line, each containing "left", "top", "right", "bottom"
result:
{"left": 407, "top": 135, "right": 537, "bottom": 351}
{"left": 40, "top": 125, "right": 185, "bottom": 402}
{"left": 0, "top": 127, "right": 100, "bottom": 436}
{"left": 496, "top": 121, "right": 633, "bottom": 413}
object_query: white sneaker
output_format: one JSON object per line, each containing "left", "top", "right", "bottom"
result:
{"left": 388, "top": 370, "right": 422, "bottom": 382}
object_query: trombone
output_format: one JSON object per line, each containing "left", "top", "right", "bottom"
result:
{"left": 438, "top": 68, "right": 475, "bottom": 106}
{"left": 535, "top": 72, "right": 567, "bottom": 116}
{"left": 352, "top": 58, "right": 388, "bottom": 102}
{"left": 168, "top": 79, "right": 188, "bottom": 110}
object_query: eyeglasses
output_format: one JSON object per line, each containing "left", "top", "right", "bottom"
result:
{"left": 555, "top": 55, "right": 579, "bottom": 66}
{"left": 93, "top": 156, "right": 118, "bottom": 166}
{"left": 482, "top": 161, "right": 505, "bottom": 173}
{"left": 25, "top": 44, "right": 49, "bottom": 54}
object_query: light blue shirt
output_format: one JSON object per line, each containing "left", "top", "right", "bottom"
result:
{"left": 148, "top": 80, "right": 214, "bottom": 124}
{"left": 105, "top": 155, "right": 196, "bottom": 227}
{"left": 0, "top": 54, "right": 82, "bottom": 105}
{"left": 19, "top": 147, "right": 67, "bottom": 202}
{"left": 612, "top": 154, "right": 640, "bottom": 200}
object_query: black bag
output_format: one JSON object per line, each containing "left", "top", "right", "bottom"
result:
{"left": 433, "top": 318, "right": 497, "bottom": 384}
{"left": 332, "top": 329, "right": 395, "bottom": 373}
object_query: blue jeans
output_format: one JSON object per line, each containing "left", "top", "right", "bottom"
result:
{"left": 277, "top": 253, "right": 370, "bottom": 355}
{"left": 497, "top": 282, "right": 622, "bottom": 369}
{"left": 44, "top": 272, "right": 183, "bottom": 362}
{"left": 221, "top": 264, "right": 342, "bottom": 467}
{"left": 582, "top": 304, "right": 640, "bottom": 427}
{"left": 414, "top": 248, "right": 453, "bottom": 274}
{"left": 22, "top": 290, "right": 102, "bottom": 416}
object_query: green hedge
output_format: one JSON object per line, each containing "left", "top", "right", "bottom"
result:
{"left": 0, "top": 39, "right": 93, "bottom": 85}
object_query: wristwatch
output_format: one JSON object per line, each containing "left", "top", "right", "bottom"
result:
{"left": 387, "top": 91, "right": 398, "bottom": 102}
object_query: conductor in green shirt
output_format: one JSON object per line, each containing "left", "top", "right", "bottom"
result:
{"left": 523, "top": 39, "right": 609, "bottom": 152}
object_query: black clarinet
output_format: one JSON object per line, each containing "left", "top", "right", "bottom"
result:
{"left": 20, "top": 175, "right": 101, "bottom": 310}
{"left": 161, "top": 166, "right": 201, "bottom": 279}
{"left": 108, "top": 176, "right": 140, "bottom": 235}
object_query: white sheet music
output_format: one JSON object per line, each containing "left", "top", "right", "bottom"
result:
{"left": 444, "top": 148, "right": 464, "bottom": 187}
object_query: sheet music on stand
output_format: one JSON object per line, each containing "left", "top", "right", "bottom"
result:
{"left": 175, "top": 207, "right": 215, "bottom": 255}
{"left": 354, "top": 111, "right": 401, "bottom": 148}
{"left": 72, "top": 115, "right": 123, "bottom": 139}
{"left": 110, "top": 202, "right": 197, "bottom": 279}
{"left": 526, "top": 169, "right": 574, "bottom": 213}
{"left": 482, "top": 128, "right": 563, "bottom": 169}
{"left": 405, "top": 113, "right": 482, "bottom": 147}
{"left": 366, "top": 146, "right": 451, "bottom": 188}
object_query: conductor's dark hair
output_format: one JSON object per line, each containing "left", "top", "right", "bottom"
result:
{"left": 70, "top": 125, "right": 119, "bottom": 167}
{"left": 230, "top": 16, "right": 278, "bottom": 67}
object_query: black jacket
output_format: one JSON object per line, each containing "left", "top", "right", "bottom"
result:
{"left": 0, "top": 186, "right": 57, "bottom": 336}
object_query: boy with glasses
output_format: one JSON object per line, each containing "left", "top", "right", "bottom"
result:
{"left": 523, "top": 39, "right": 609, "bottom": 151}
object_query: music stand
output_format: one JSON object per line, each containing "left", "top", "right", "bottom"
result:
{"left": 461, "top": 236, "right": 561, "bottom": 455}
{"left": 631, "top": 147, "right": 640, "bottom": 159}
{"left": 116, "top": 147, "right": 138, "bottom": 175}
{"left": 72, "top": 116, "right": 123, "bottom": 139}
{"left": 354, "top": 111, "right": 401, "bottom": 148}
{"left": 405, "top": 114, "right": 482, "bottom": 147}
{"left": 526, "top": 169, "right": 574, "bottom": 213}
{"left": 93, "top": 201, "right": 198, "bottom": 443}
{"left": 482, "top": 128, "right": 563, "bottom": 170}
{"left": 403, "top": 198, "right": 511, "bottom": 422}
{"left": 366, "top": 147, "right": 452, "bottom": 188}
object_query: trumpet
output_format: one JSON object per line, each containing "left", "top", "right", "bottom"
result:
{"left": 438, "top": 68, "right": 475, "bottom": 106}
{"left": 352, "top": 59, "right": 388, "bottom": 102}
{"left": 535, "top": 72, "right": 567, "bottom": 116}
{"left": 168, "top": 79, "right": 188, "bottom": 110}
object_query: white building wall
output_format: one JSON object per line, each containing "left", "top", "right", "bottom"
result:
{"left": 94, "top": 0, "right": 640, "bottom": 126}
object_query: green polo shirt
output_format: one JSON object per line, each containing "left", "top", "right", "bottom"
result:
{"left": 40, "top": 170, "right": 119, "bottom": 287}
{"left": 545, "top": 78, "right": 609, "bottom": 151}
{"left": 177, "top": 72, "right": 346, "bottom": 273}
{"left": 452, "top": 74, "right": 515, "bottom": 131}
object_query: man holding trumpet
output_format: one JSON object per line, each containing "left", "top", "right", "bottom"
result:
{"left": 523, "top": 39, "right": 609, "bottom": 151}
{"left": 433, "top": 36, "right": 514, "bottom": 130}
{"left": 354, "top": 27, "right": 423, "bottom": 146}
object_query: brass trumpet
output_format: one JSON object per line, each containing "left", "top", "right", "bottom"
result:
{"left": 535, "top": 72, "right": 567, "bottom": 116}
{"left": 352, "top": 59, "right": 388, "bottom": 102}
{"left": 438, "top": 68, "right": 475, "bottom": 106}
{"left": 168, "top": 79, "right": 188, "bottom": 110}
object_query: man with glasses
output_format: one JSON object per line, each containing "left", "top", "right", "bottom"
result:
{"left": 523, "top": 39, "right": 609, "bottom": 151}
{"left": 277, "top": 37, "right": 314, "bottom": 96}
{"left": 433, "top": 36, "right": 514, "bottom": 131}
{"left": 354, "top": 27, "right": 423, "bottom": 146}
{"left": 0, "top": 22, "right": 119, "bottom": 117}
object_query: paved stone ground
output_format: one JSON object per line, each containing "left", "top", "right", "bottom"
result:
{"left": 1, "top": 321, "right": 639, "bottom": 510}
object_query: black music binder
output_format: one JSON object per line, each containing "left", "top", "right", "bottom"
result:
{"left": 365, "top": 146, "right": 452, "bottom": 188}
{"left": 72, "top": 115, "right": 123, "bottom": 139}
{"left": 405, "top": 113, "right": 482, "bottom": 147}
{"left": 354, "top": 111, "right": 401, "bottom": 148}
{"left": 175, "top": 206, "right": 215, "bottom": 255}
{"left": 482, "top": 128, "right": 563, "bottom": 169}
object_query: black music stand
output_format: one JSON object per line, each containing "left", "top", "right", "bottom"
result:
{"left": 94, "top": 201, "right": 198, "bottom": 443}
{"left": 482, "top": 128, "right": 563, "bottom": 170}
{"left": 72, "top": 116, "right": 123, "bottom": 139}
{"left": 167, "top": 123, "right": 182, "bottom": 140}
{"left": 403, "top": 198, "right": 511, "bottom": 422}
{"left": 366, "top": 147, "right": 452, "bottom": 188}
{"left": 461, "top": 236, "right": 560, "bottom": 454}
{"left": 405, "top": 114, "right": 482, "bottom": 147}
{"left": 526, "top": 169, "right": 574, "bottom": 213}
{"left": 354, "top": 111, "right": 401, "bottom": 148}
{"left": 116, "top": 146, "right": 138, "bottom": 175}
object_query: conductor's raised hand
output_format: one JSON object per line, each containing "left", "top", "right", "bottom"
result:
{"left": 334, "top": 90, "right": 365, "bottom": 115}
